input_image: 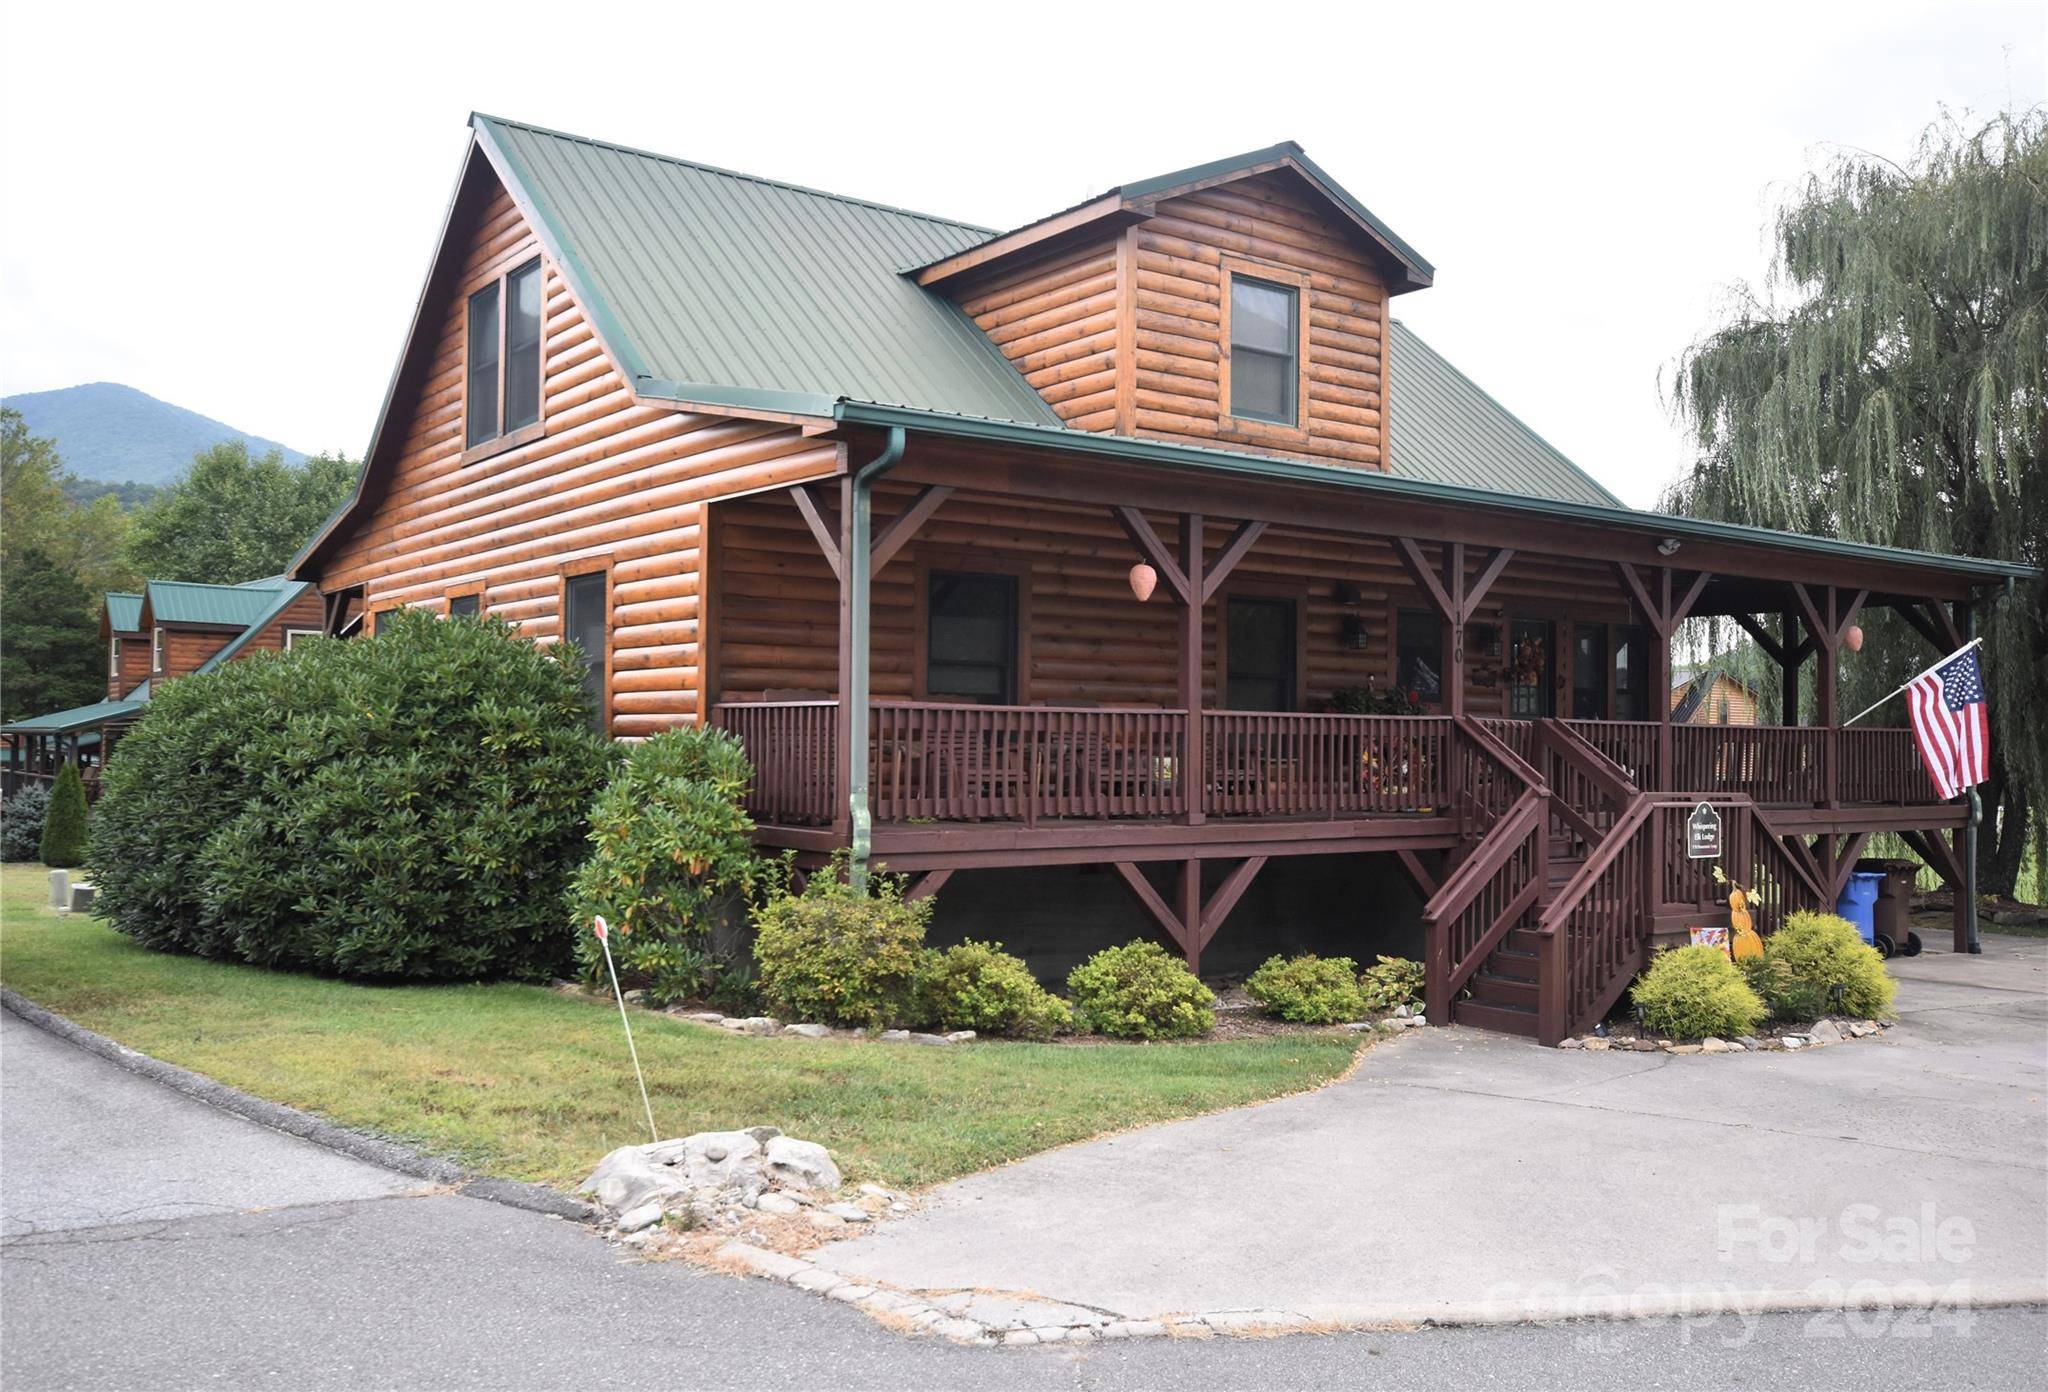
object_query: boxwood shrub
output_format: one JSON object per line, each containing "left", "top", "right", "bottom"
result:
{"left": 1066, "top": 940, "right": 1215, "bottom": 1039}
{"left": 752, "top": 863, "right": 930, "bottom": 1027}
{"left": 569, "top": 725, "right": 758, "bottom": 1005}
{"left": 89, "top": 611, "right": 616, "bottom": 979}
{"left": 1244, "top": 953, "right": 1364, "bottom": 1023}
{"left": 914, "top": 939, "right": 1073, "bottom": 1039}
{"left": 1630, "top": 944, "right": 1766, "bottom": 1040}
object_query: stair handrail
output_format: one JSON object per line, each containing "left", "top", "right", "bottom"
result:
{"left": 1423, "top": 718, "right": 1553, "bottom": 1023}
{"left": 1534, "top": 718, "right": 1638, "bottom": 810}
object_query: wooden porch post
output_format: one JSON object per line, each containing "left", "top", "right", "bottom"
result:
{"left": 1181, "top": 514, "right": 1206, "bottom": 827}
{"left": 1781, "top": 611, "right": 1801, "bottom": 724}
{"left": 1617, "top": 564, "right": 1709, "bottom": 793}
{"left": 1792, "top": 583, "right": 1865, "bottom": 811}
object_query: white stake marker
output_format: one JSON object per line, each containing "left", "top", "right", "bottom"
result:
{"left": 592, "top": 915, "right": 659, "bottom": 1144}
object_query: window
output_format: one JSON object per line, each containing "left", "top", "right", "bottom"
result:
{"left": 1225, "top": 596, "right": 1297, "bottom": 712}
{"left": 926, "top": 571, "right": 1017, "bottom": 704}
{"left": 466, "top": 258, "right": 543, "bottom": 451}
{"left": 152, "top": 627, "right": 165, "bottom": 673}
{"left": 283, "top": 629, "right": 320, "bottom": 650}
{"left": 1507, "top": 619, "right": 1554, "bottom": 718}
{"left": 1228, "top": 275, "right": 1298, "bottom": 425}
{"left": 110, "top": 636, "right": 121, "bottom": 678}
{"left": 1572, "top": 624, "right": 1609, "bottom": 719}
{"left": 447, "top": 593, "right": 480, "bottom": 618}
{"left": 1614, "top": 625, "right": 1651, "bottom": 720}
{"left": 1395, "top": 609, "right": 1443, "bottom": 702}
{"left": 563, "top": 571, "right": 608, "bottom": 730}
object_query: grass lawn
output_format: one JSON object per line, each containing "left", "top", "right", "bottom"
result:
{"left": 0, "top": 865, "right": 1361, "bottom": 1191}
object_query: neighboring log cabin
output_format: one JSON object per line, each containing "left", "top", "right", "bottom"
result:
{"left": 3, "top": 575, "right": 323, "bottom": 799}
{"left": 287, "top": 115, "right": 2037, "bottom": 1042}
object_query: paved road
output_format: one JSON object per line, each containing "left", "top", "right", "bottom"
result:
{"left": 4, "top": 993, "right": 2044, "bottom": 1389}
{"left": 817, "top": 936, "right": 2048, "bottom": 1324}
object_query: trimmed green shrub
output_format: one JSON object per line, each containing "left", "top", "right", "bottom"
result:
{"left": 1065, "top": 940, "right": 1215, "bottom": 1040}
{"left": 89, "top": 611, "right": 616, "bottom": 979}
{"left": 1631, "top": 945, "right": 1766, "bottom": 1039}
{"left": 1, "top": 783, "right": 52, "bottom": 862}
{"left": 1738, "top": 955, "right": 1830, "bottom": 1022}
{"left": 38, "top": 763, "right": 88, "bottom": 868}
{"left": 752, "top": 863, "right": 930, "bottom": 1027}
{"left": 915, "top": 940, "right": 1073, "bottom": 1039}
{"left": 1244, "top": 953, "right": 1364, "bottom": 1023}
{"left": 1357, "top": 955, "right": 1426, "bottom": 1014}
{"left": 569, "top": 726, "right": 758, "bottom": 1005}
{"left": 1764, "top": 910, "right": 1897, "bottom": 1019}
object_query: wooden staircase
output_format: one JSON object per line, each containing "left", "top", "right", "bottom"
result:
{"left": 1453, "top": 836, "right": 1582, "bottom": 1037}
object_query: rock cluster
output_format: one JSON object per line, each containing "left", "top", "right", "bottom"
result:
{"left": 671, "top": 1012, "right": 978, "bottom": 1045}
{"left": 1556, "top": 1017, "right": 1892, "bottom": 1052}
{"left": 579, "top": 1127, "right": 867, "bottom": 1236}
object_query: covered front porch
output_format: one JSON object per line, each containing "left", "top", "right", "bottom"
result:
{"left": 698, "top": 417, "right": 2001, "bottom": 1032}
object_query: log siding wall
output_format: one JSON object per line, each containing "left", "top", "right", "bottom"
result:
{"left": 715, "top": 484, "right": 1629, "bottom": 715}
{"left": 108, "top": 632, "right": 151, "bottom": 699}
{"left": 943, "top": 172, "right": 1390, "bottom": 469}
{"left": 314, "top": 176, "right": 840, "bottom": 735}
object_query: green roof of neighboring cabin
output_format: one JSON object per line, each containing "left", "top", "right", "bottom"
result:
{"left": 144, "top": 576, "right": 292, "bottom": 628}
{"left": 1, "top": 697, "right": 146, "bottom": 735}
{"left": 104, "top": 591, "right": 144, "bottom": 632}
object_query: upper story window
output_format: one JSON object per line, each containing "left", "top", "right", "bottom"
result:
{"left": 152, "top": 626, "right": 165, "bottom": 673}
{"left": 283, "top": 629, "right": 320, "bottom": 651}
{"left": 466, "top": 258, "right": 544, "bottom": 451}
{"left": 447, "top": 593, "right": 480, "bottom": 618}
{"left": 110, "top": 636, "right": 122, "bottom": 677}
{"left": 1227, "top": 275, "right": 1299, "bottom": 426}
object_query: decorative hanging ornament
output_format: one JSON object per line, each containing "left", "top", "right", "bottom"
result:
{"left": 1129, "top": 562, "right": 1158, "bottom": 603}
{"left": 1844, "top": 624, "right": 1864, "bottom": 653}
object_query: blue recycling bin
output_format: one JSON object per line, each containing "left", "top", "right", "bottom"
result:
{"left": 1835, "top": 871, "right": 1884, "bottom": 946}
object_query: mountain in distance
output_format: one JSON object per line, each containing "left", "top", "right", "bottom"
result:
{"left": 2, "top": 381, "right": 307, "bottom": 485}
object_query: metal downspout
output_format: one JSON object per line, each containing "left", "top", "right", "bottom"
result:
{"left": 847, "top": 426, "right": 906, "bottom": 887}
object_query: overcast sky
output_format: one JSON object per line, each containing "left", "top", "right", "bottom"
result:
{"left": 2, "top": 1, "right": 2041, "bottom": 506}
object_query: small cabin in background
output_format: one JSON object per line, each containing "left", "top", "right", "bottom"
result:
{"left": 3, "top": 575, "right": 322, "bottom": 800}
{"left": 1671, "top": 666, "right": 1761, "bottom": 726}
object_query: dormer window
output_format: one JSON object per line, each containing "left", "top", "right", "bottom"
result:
{"left": 1226, "top": 274, "right": 1300, "bottom": 426}
{"left": 110, "top": 636, "right": 122, "bottom": 677}
{"left": 152, "top": 626, "right": 165, "bottom": 673}
{"left": 466, "top": 258, "right": 544, "bottom": 451}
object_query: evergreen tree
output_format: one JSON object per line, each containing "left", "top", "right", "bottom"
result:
{"left": 0, "top": 546, "right": 104, "bottom": 723}
{"left": 1666, "top": 110, "right": 2045, "bottom": 896}
{"left": 40, "top": 761, "right": 89, "bottom": 869}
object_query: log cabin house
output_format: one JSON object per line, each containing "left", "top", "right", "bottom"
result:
{"left": 2, "top": 575, "right": 322, "bottom": 798}
{"left": 1671, "top": 666, "right": 1762, "bottom": 727}
{"left": 286, "top": 115, "right": 2036, "bottom": 1043}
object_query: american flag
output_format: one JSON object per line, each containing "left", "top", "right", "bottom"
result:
{"left": 1907, "top": 648, "right": 1990, "bottom": 800}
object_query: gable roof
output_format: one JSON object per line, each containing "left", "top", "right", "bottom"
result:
{"left": 103, "top": 591, "right": 143, "bottom": 632}
{"left": 474, "top": 114, "right": 1062, "bottom": 428}
{"left": 193, "top": 581, "right": 315, "bottom": 674}
{"left": 1385, "top": 322, "right": 1622, "bottom": 507}
{"left": 914, "top": 140, "right": 1433, "bottom": 294}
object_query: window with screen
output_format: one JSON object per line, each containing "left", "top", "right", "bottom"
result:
{"left": 1396, "top": 609, "right": 1443, "bottom": 702}
{"left": 1228, "top": 275, "right": 1298, "bottom": 425}
{"left": 926, "top": 571, "right": 1017, "bottom": 704}
{"left": 563, "top": 572, "right": 608, "bottom": 730}
{"left": 466, "top": 258, "right": 543, "bottom": 451}
{"left": 1225, "top": 596, "right": 1297, "bottom": 711}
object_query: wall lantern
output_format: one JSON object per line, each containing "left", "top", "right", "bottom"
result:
{"left": 1342, "top": 616, "right": 1373, "bottom": 649}
{"left": 1844, "top": 624, "right": 1864, "bottom": 653}
{"left": 1656, "top": 537, "right": 1682, "bottom": 557}
{"left": 1129, "top": 563, "right": 1158, "bottom": 603}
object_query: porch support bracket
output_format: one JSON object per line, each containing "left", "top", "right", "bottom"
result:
{"left": 791, "top": 484, "right": 841, "bottom": 582}
{"left": 1112, "top": 857, "right": 1269, "bottom": 970}
{"left": 870, "top": 485, "right": 954, "bottom": 578}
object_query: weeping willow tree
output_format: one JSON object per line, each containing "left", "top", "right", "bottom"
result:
{"left": 1664, "top": 109, "right": 2046, "bottom": 898}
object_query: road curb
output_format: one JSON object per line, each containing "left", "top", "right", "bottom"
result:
{"left": 0, "top": 986, "right": 595, "bottom": 1224}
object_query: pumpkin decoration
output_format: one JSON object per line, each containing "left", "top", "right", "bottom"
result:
{"left": 1129, "top": 562, "right": 1158, "bottom": 603}
{"left": 1728, "top": 885, "right": 1765, "bottom": 960}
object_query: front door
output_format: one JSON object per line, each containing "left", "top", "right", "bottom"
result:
{"left": 1225, "top": 596, "right": 1296, "bottom": 711}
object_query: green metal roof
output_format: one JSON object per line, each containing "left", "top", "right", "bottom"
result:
{"left": 2, "top": 697, "right": 146, "bottom": 735}
{"left": 104, "top": 591, "right": 143, "bottom": 632}
{"left": 1386, "top": 322, "right": 1622, "bottom": 507}
{"left": 195, "top": 581, "right": 314, "bottom": 674}
{"left": 144, "top": 579, "right": 290, "bottom": 628}
{"left": 473, "top": 114, "right": 1062, "bottom": 427}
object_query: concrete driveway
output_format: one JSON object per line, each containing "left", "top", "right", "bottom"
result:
{"left": 815, "top": 935, "right": 2048, "bottom": 1324}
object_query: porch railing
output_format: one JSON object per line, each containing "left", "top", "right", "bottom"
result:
{"left": 1202, "top": 712, "right": 1453, "bottom": 818}
{"left": 714, "top": 702, "right": 1941, "bottom": 827}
